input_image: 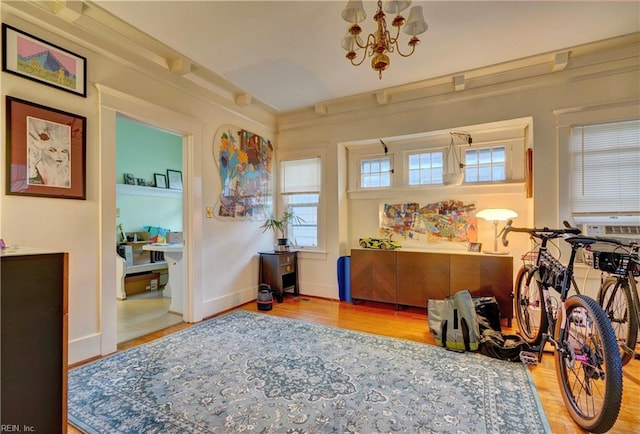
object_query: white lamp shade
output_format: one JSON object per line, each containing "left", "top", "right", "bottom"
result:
{"left": 341, "top": 31, "right": 363, "bottom": 51}
{"left": 384, "top": 0, "right": 412, "bottom": 14}
{"left": 342, "top": 0, "right": 367, "bottom": 23}
{"left": 475, "top": 208, "right": 518, "bottom": 221}
{"left": 403, "top": 6, "right": 428, "bottom": 36}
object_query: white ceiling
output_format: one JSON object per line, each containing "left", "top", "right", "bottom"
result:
{"left": 95, "top": 1, "right": 640, "bottom": 113}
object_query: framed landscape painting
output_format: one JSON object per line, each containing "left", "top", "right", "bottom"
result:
{"left": 6, "top": 96, "right": 87, "bottom": 200}
{"left": 2, "top": 24, "right": 87, "bottom": 97}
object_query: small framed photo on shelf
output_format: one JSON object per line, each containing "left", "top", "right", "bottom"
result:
{"left": 167, "top": 169, "right": 182, "bottom": 190}
{"left": 154, "top": 173, "right": 167, "bottom": 188}
{"left": 136, "top": 178, "right": 146, "bottom": 186}
{"left": 123, "top": 173, "right": 136, "bottom": 185}
{"left": 468, "top": 242, "right": 482, "bottom": 253}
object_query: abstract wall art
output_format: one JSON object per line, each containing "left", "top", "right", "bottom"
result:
{"left": 213, "top": 125, "right": 273, "bottom": 220}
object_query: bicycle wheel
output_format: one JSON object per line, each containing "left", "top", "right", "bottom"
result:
{"left": 555, "top": 295, "right": 622, "bottom": 433}
{"left": 598, "top": 276, "right": 638, "bottom": 366}
{"left": 514, "top": 265, "right": 547, "bottom": 345}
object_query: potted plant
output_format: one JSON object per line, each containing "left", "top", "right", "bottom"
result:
{"left": 260, "top": 211, "right": 304, "bottom": 249}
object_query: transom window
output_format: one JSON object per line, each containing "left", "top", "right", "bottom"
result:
{"left": 360, "top": 156, "right": 392, "bottom": 188}
{"left": 464, "top": 146, "right": 506, "bottom": 182}
{"left": 408, "top": 151, "right": 443, "bottom": 185}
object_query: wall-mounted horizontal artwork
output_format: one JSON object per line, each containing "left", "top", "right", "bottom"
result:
{"left": 380, "top": 200, "right": 478, "bottom": 244}
{"left": 2, "top": 24, "right": 87, "bottom": 97}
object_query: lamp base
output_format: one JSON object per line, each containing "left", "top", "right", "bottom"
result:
{"left": 483, "top": 250, "right": 510, "bottom": 255}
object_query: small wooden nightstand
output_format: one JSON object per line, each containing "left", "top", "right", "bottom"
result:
{"left": 258, "top": 251, "right": 299, "bottom": 302}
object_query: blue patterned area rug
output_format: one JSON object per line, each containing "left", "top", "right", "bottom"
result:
{"left": 68, "top": 310, "right": 551, "bottom": 433}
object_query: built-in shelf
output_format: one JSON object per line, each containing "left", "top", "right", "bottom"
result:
{"left": 117, "top": 183, "right": 182, "bottom": 198}
{"left": 124, "top": 261, "right": 168, "bottom": 276}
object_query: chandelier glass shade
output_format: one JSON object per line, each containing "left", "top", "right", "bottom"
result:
{"left": 341, "top": 0, "right": 428, "bottom": 79}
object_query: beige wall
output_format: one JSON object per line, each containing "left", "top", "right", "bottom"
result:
{"left": 276, "top": 42, "right": 640, "bottom": 299}
{"left": 1, "top": 3, "right": 638, "bottom": 364}
{"left": 1, "top": 7, "right": 277, "bottom": 363}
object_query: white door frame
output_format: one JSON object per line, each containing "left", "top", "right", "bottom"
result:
{"left": 96, "top": 84, "right": 204, "bottom": 355}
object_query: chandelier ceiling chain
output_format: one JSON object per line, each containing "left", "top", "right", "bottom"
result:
{"left": 341, "top": 0, "right": 428, "bottom": 79}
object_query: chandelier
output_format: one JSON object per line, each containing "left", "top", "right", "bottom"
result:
{"left": 341, "top": 0, "right": 428, "bottom": 79}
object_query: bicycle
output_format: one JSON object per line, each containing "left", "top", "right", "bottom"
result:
{"left": 584, "top": 236, "right": 640, "bottom": 366}
{"left": 501, "top": 220, "right": 623, "bottom": 433}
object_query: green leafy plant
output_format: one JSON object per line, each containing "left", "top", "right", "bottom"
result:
{"left": 260, "top": 211, "right": 304, "bottom": 241}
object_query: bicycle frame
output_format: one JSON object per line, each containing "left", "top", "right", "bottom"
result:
{"left": 524, "top": 234, "right": 585, "bottom": 361}
{"left": 504, "top": 220, "right": 623, "bottom": 432}
{"left": 594, "top": 240, "right": 640, "bottom": 360}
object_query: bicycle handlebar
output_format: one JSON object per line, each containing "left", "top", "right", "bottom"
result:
{"left": 501, "top": 219, "right": 581, "bottom": 247}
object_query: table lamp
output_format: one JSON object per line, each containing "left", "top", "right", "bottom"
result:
{"left": 475, "top": 208, "right": 518, "bottom": 255}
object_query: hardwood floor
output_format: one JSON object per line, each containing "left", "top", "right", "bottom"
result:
{"left": 69, "top": 296, "right": 639, "bottom": 433}
{"left": 117, "top": 291, "right": 182, "bottom": 343}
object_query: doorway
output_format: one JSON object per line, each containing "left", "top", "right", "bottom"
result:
{"left": 115, "top": 115, "right": 184, "bottom": 343}
{"left": 97, "top": 84, "right": 204, "bottom": 356}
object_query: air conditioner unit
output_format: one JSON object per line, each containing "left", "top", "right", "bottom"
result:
{"left": 581, "top": 224, "right": 640, "bottom": 240}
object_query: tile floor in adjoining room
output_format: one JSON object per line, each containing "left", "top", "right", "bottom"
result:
{"left": 117, "top": 290, "right": 183, "bottom": 343}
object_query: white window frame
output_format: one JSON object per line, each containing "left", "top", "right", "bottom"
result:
{"left": 463, "top": 144, "right": 510, "bottom": 184}
{"left": 556, "top": 101, "right": 639, "bottom": 224}
{"left": 346, "top": 119, "right": 528, "bottom": 198}
{"left": 358, "top": 154, "right": 393, "bottom": 190}
{"left": 407, "top": 150, "right": 444, "bottom": 185}
{"left": 569, "top": 119, "right": 639, "bottom": 217}
{"left": 278, "top": 148, "right": 326, "bottom": 252}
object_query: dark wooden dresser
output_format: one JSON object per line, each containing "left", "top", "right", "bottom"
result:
{"left": 1, "top": 249, "right": 68, "bottom": 431}
{"left": 258, "top": 251, "right": 299, "bottom": 301}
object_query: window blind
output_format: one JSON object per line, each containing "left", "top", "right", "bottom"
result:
{"left": 281, "top": 157, "right": 321, "bottom": 194}
{"left": 570, "top": 119, "right": 640, "bottom": 216}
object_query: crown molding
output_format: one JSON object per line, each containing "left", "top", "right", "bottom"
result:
{"left": 2, "top": 0, "right": 277, "bottom": 128}
{"left": 277, "top": 33, "right": 639, "bottom": 132}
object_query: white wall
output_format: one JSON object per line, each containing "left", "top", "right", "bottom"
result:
{"left": 1, "top": 3, "right": 638, "bottom": 364}
{"left": 1, "top": 7, "right": 277, "bottom": 363}
{"left": 276, "top": 44, "right": 640, "bottom": 301}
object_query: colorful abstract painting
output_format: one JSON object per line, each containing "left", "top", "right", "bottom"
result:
{"left": 381, "top": 200, "right": 478, "bottom": 243}
{"left": 214, "top": 125, "right": 273, "bottom": 220}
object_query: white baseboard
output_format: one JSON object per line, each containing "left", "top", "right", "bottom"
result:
{"left": 68, "top": 333, "right": 103, "bottom": 365}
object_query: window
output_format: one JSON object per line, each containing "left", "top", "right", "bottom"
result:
{"left": 570, "top": 119, "right": 640, "bottom": 216}
{"left": 464, "top": 146, "right": 506, "bottom": 182}
{"left": 346, "top": 119, "right": 527, "bottom": 196}
{"left": 281, "top": 157, "right": 321, "bottom": 248}
{"left": 360, "top": 156, "right": 392, "bottom": 188}
{"left": 408, "top": 151, "right": 443, "bottom": 185}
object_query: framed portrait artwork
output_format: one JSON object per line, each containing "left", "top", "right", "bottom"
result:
{"left": 167, "top": 169, "right": 183, "bottom": 190}
{"left": 154, "top": 173, "right": 167, "bottom": 188}
{"left": 6, "top": 96, "right": 87, "bottom": 200}
{"left": 2, "top": 24, "right": 87, "bottom": 97}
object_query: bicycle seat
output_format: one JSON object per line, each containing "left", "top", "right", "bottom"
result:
{"left": 564, "top": 236, "right": 597, "bottom": 246}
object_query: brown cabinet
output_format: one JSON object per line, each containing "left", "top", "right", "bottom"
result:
{"left": 259, "top": 251, "right": 299, "bottom": 300}
{"left": 450, "top": 254, "right": 513, "bottom": 321}
{"left": 351, "top": 248, "right": 513, "bottom": 321}
{"left": 397, "top": 251, "right": 450, "bottom": 306}
{"left": 1, "top": 251, "right": 68, "bottom": 431}
{"left": 351, "top": 249, "right": 396, "bottom": 303}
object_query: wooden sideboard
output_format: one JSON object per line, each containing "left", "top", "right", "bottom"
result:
{"left": 1, "top": 250, "right": 68, "bottom": 431}
{"left": 351, "top": 249, "right": 513, "bottom": 322}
